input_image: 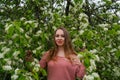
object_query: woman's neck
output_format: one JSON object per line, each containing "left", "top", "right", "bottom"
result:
{"left": 57, "top": 46, "right": 65, "bottom": 57}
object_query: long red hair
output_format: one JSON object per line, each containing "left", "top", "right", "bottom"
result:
{"left": 47, "top": 27, "right": 76, "bottom": 62}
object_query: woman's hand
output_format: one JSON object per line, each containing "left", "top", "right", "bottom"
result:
{"left": 70, "top": 55, "right": 82, "bottom": 65}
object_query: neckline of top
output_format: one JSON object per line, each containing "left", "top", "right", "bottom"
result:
{"left": 56, "top": 55, "right": 66, "bottom": 58}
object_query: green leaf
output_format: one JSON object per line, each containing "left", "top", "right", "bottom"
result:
{"left": 40, "top": 68, "right": 47, "bottom": 76}
{"left": 7, "top": 25, "right": 14, "bottom": 37}
{"left": 32, "top": 71, "right": 39, "bottom": 80}
{"left": 115, "top": 50, "right": 120, "bottom": 59}
{"left": 18, "top": 74, "right": 26, "bottom": 80}
{"left": 84, "top": 57, "right": 90, "bottom": 67}
{"left": 74, "top": 0, "right": 83, "bottom": 4}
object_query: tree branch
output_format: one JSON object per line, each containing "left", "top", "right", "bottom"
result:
{"left": 65, "top": 0, "right": 74, "bottom": 16}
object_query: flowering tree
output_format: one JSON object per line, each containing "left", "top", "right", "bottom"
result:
{"left": 0, "top": 0, "right": 120, "bottom": 80}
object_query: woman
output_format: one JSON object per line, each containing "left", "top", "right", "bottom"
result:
{"left": 39, "top": 27, "right": 86, "bottom": 80}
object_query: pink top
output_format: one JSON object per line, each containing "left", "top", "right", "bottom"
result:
{"left": 39, "top": 52, "right": 86, "bottom": 80}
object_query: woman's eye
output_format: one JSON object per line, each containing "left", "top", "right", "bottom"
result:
{"left": 55, "top": 34, "right": 65, "bottom": 37}
{"left": 55, "top": 35, "right": 59, "bottom": 37}
{"left": 61, "top": 35, "right": 65, "bottom": 37}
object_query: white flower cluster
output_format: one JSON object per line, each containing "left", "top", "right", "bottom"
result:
{"left": 5, "top": 24, "right": 13, "bottom": 32}
{"left": 113, "top": 66, "right": 120, "bottom": 77}
{"left": 11, "top": 74, "right": 18, "bottom": 80}
{"left": 79, "top": 30, "right": 84, "bottom": 35}
{"left": 98, "top": 23, "right": 111, "bottom": 31}
{"left": 12, "top": 34, "right": 19, "bottom": 39}
{"left": 2, "top": 65, "right": 12, "bottom": 71}
{"left": 11, "top": 68, "right": 20, "bottom": 80}
{"left": 31, "top": 58, "right": 40, "bottom": 72}
{"left": 24, "top": 21, "right": 34, "bottom": 24}
{"left": 11, "top": 68, "right": 33, "bottom": 80}
{"left": 90, "top": 49, "right": 98, "bottom": 54}
{"left": 0, "top": 53, "right": 4, "bottom": 59}
{"left": 13, "top": 51, "right": 20, "bottom": 59}
{"left": 83, "top": 72, "right": 100, "bottom": 80}
{"left": 4, "top": 58, "right": 12, "bottom": 65}
{"left": 11, "top": 58, "right": 40, "bottom": 80}
{"left": 0, "top": 47, "right": 10, "bottom": 59}
{"left": 88, "top": 59, "right": 96, "bottom": 72}
{"left": 25, "top": 33, "right": 31, "bottom": 39}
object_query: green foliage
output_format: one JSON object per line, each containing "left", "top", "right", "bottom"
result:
{"left": 0, "top": 0, "right": 120, "bottom": 80}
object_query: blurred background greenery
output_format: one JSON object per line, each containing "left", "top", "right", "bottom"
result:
{"left": 0, "top": 0, "right": 120, "bottom": 80}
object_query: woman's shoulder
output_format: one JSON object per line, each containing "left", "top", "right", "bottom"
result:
{"left": 70, "top": 54, "right": 81, "bottom": 65}
{"left": 41, "top": 50, "right": 50, "bottom": 58}
{"left": 43, "top": 49, "right": 52, "bottom": 54}
{"left": 70, "top": 53, "right": 77, "bottom": 58}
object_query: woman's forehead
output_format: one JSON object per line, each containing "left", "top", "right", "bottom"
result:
{"left": 55, "top": 29, "right": 64, "bottom": 34}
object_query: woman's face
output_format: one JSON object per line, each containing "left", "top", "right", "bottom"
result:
{"left": 55, "top": 29, "right": 65, "bottom": 47}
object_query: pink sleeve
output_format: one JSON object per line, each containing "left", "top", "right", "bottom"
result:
{"left": 75, "top": 63, "right": 86, "bottom": 79}
{"left": 39, "top": 52, "right": 49, "bottom": 68}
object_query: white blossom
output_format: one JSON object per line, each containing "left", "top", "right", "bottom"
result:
{"left": 24, "top": 21, "right": 33, "bottom": 24}
{"left": 25, "top": 33, "right": 30, "bottom": 39}
{"left": 83, "top": 75, "right": 94, "bottom": 80}
{"left": 90, "top": 49, "right": 97, "bottom": 54}
{"left": 88, "top": 66, "right": 93, "bottom": 72}
{"left": 83, "top": 42, "right": 86, "bottom": 47}
{"left": 31, "top": 61, "right": 35, "bottom": 66}
{"left": 2, "top": 47, "right": 10, "bottom": 55}
{"left": 71, "top": 27, "right": 76, "bottom": 30}
{"left": 11, "top": 74, "right": 18, "bottom": 80}
{"left": 52, "top": 26, "right": 57, "bottom": 30}
{"left": 80, "top": 22, "right": 88, "bottom": 29}
{"left": 0, "top": 9, "right": 4, "bottom": 12}
{"left": 7, "top": 60, "right": 12, "bottom": 65}
{"left": 5, "top": 24, "right": 13, "bottom": 32}
{"left": 8, "top": 40, "right": 13, "bottom": 45}
{"left": 118, "top": 36, "right": 120, "bottom": 40}
{"left": 20, "top": 28, "right": 24, "bottom": 33}
{"left": 98, "top": 23, "right": 109, "bottom": 28}
{"left": 33, "top": 64, "right": 40, "bottom": 72}
{"left": 118, "top": 46, "right": 120, "bottom": 49}
{"left": 27, "top": 76, "right": 33, "bottom": 80}
{"left": 113, "top": 67, "right": 120, "bottom": 76}
{"left": 117, "top": 30, "right": 120, "bottom": 35}
{"left": 34, "top": 23, "right": 38, "bottom": 28}
{"left": 12, "top": 34, "right": 19, "bottom": 39}
{"left": 36, "top": 46, "right": 42, "bottom": 50}
{"left": 92, "top": 72, "right": 100, "bottom": 78}
{"left": 36, "top": 30, "right": 42, "bottom": 34}
{"left": 19, "top": 58, "right": 23, "bottom": 63}
{"left": 79, "top": 30, "right": 84, "bottom": 35}
{"left": 20, "top": 17, "right": 26, "bottom": 21}
{"left": 90, "top": 59, "right": 96, "bottom": 70}
{"left": 0, "top": 53, "right": 4, "bottom": 59}
{"left": 33, "top": 67, "right": 39, "bottom": 72}
{"left": 33, "top": 50, "right": 36, "bottom": 54}
{"left": 13, "top": 51, "right": 20, "bottom": 57}
{"left": 15, "top": 68, "right": 20, "bottom": 74}
{"left": 77, "top": 54, "right": 83, "bottom": 59}
{"left": 4, "top": 58, "right": 11, "bottom": 65}
{"left": 110, "top": 48, "right": 117, "bottom": 52}
{"left": 106, "top": 44, "right": 112, "bottom": 48}
{"left": 0, "top": 41, "right": 6, "bottom": 45}
{"left": 79, "top": 13, "right": 88, "bottom": 20}
{"left": 34, "top": 58, "right": 39, "bottom": 62}
{"left": 3, "top": 65, "right": 12, "bottom": 71}
{"left": 1, "top": 46, "right": 7, "bottom": 51}
{"left": 95, "top": 55, "right": 100, "bottom": 61}
{"left": 104, "top": 27, "right": 108, "bottom": 31}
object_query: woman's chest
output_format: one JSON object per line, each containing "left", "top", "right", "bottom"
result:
{"left": 47, "top": 57, "right": 72, "bottom": 70}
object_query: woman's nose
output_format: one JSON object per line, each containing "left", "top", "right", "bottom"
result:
{"left": 58, "top": 36, "right": 62, "bottom": 39}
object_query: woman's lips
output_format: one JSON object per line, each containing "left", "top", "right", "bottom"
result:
{"left": 57, "top": 40, "right": 63, "bottom": 44}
